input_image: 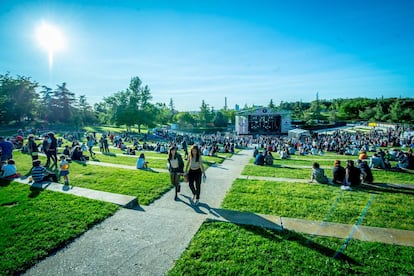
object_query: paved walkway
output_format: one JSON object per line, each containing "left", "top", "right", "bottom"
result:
{"left": 23, "top": 149, "right": 414, "bottom": 275}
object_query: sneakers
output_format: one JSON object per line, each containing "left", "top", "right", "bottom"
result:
{"left": 341, "top": 185, "right": 352, "bottom": 191}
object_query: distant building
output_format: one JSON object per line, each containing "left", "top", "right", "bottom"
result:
{"left": 235, "top": 107, "right": 292, "bottom": 135}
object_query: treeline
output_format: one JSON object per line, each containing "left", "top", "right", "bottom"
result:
{"left": 1, "top": 73, "right": 413, "bottom": 130}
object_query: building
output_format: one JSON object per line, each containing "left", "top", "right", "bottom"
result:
{"left": 235, "top": 107, "right": 292, "bottom": 135}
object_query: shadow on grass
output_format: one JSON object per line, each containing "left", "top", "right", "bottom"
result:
{"left": 73, "top": 160, "right": 88, "bottom": 166}
{"left": 28, "top": 182, "right": 52, "bottom": 198}
{"left": 357, "top": 183, "right": 414, "bottom": 196}
{"left": 0, "top": 178, "right": 12, "bottom": 187}
{"left": 207, "top": 209, "right": 360, "bottom": 266}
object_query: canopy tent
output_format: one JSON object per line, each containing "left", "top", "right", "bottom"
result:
{"left": 288, "top": 128, "right": 311, "bottom": 141}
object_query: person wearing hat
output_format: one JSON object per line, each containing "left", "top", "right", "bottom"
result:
{"left": 167, "top": 146, "right": 184, "bottom": 200}
{"left": 31, "top": 159, "right": 58, "bottom": 183}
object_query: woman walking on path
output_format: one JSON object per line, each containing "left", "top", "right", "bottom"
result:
{"left": 185, "top": 145, "right": 206, "bottom": 205}
{"left": 167, "top": 146, "right": 185, "bottom": 200}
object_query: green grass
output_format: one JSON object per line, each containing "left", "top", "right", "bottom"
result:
{"left": 168, "top": 221, "right": 414, "bottom": 275}
{"left": 222, "top": 179, "right": 414, "bottom": 230}
{"left": 4, "top": 146, "right": 413, "bottom": 275}
{"left": 243, "top": 159, "right": 414, "bottom": 185}
{"left": 0, "top": 181, "right": 119, "bottom": 275}
{"left": 70, "top": 163, "right": 171, "bottom": 205}
{"left": 11, "top": 151, "right": 171, "bottom": 205}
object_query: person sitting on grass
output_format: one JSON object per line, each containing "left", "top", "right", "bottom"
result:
{"left": 332, "top": 160, "right": 345, "bottom": 184}
{"left": 345, "top": 160, "right": 361, "bottom": 187}
{"left": 264, "top": 151, "right": 274, "bottom": 165}
{"left": 309, "top": 162, "right": 329, "bottom": 184}
{"left": 0, "top": 159, "right": 22, "bottom": 179}
{"left": 31, "top": 159, "right": 58, "bottom": 183}
{"left": 357, "top": 159, "right": 373, "bottom": 183}
{"left": 254, "top": 151, "right": 265, "bottom": 165}
{"left": 136, "top": 153, "right": 149, "bottom": 169}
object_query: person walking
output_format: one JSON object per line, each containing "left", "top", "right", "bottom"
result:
{"left": 27, "top": 134, "right": 39, "bottom": 161}
{"left": 87, "top": 135, "right": 96, "bottom": 158}
{"left": 181, "top": 139, "right": 188, "bottom": 160}
{"left": 46, "top": 132, "right": 58, "bottom": 168}
{"left": 185, "top": 145, "right": 206, "bottom": 205}
{"left": 167, "top": 146, "right": 185, "bottom": 200}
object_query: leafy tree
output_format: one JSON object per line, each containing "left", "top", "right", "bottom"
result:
{"left": 292, "top": 101, "right": 304, "bottom": 120}
{"left": 268, "top": 99, "right": 275, "bottom": 108}
{"left": 220, "top": 108, "right": 236, "bottom": 124}
{"left": 155, "top": 102, "right": 170, "bottom": 126}
{"left": 38, "top": 85, "right": 54, "bottom": 122}
{"left": 53, "top": 82, "right": 76, "bottom": 123}
{"left": 75, "top": 95, "right": 97, "bottom": 127}
{"left": 103, "top": 76, "right": 155, "bottom": 132}
{"left": 388, "top": 98, "right": 402, "bottom": 123}
{"left": 176, "top": 112, "right": 196, "bottom": 128}
{"left": 213, "top": 111, "right": 228, "bottom": 127}
{"left": 0, "top": 73, "right": 38, "bottom": 123}
{"left": 199, "top": 100, "right": 213, "bottom": 127}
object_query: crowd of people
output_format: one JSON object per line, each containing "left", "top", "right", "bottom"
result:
{"left": 1, "top": 126, "right": 413, "bottom": 195}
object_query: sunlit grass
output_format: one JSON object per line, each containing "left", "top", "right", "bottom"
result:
{"left": 222, "top": 179, "right": 414, "bottom": 230}
{"left": 0, "top": 182, "right": 119, "bottom": 275}
{"left": 168, "top": 221, "right": 414, "bottom": 275}
{"left": 243, "top": 159, "right": 414, "bottom": 185}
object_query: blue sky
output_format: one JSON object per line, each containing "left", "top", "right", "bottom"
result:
{"left": 1, "top": 0, "right": 413, "bottom": 111}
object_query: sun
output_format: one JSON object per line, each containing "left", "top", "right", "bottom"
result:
{"left": 35, "top": 21, "right": 66, "bottom": 69}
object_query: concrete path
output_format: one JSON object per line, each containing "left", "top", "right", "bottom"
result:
{"left": 23, "top": 149, "right": 414, "bottom": 276}
{"left": 24, "top": 150, "right": 251, "bottom": 276}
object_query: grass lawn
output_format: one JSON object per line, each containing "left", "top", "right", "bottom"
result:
{"left": 221, "top": 179, "right": 414, "bottom": 230}
{"left": 243, "top": 160, "right": 414, "bottom": 185}
{"left": 168, "top": 221, "right": 414, "bottom": 275}
{"left": 0, "top": 181, "right": 119, "bottom": 275}
{"left": 169, "top": 149, "right": 414, "bottom": 275}
{"left": 11, "top": 151, "right": 172, "bottom": 205}
{"left": 4, "top": 146, "right": 413, "bottom": 275}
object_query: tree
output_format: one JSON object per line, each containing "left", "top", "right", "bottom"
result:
{"left": 268, "top": 99, "right": 275, "bottom": 109}
{"left": 199, "top": 100, "right": 213, "bottom": 127}
{"left": 0, "top": 73, "right": 38, "bottom": 124}
{"left": 213, "top": 111, "right": 228, "bottom": 127}
{"left": 38, "top": 85, "right": 54, "bottom": 122}
{"left": 176, "top": 112, "right": 196, "bottom": 128}
{"left": 388, "top": 98, "right": 402, "bottom": 123}
{"left": 53, "top": 82, "right": 76, "bottom": 123}
{"left": 75, "top": 95, "right": 97, "bottom": 127}
{"left": 103, "top": 76, "right": 155, "bottom": 132}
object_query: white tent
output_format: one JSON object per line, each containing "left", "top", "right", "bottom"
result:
{"left": 288, "top": 128, "right": 311, "bottom": 140}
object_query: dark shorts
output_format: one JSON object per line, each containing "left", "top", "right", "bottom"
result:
{"left": 60, "top": 170, "right": 69, "bottom": 176}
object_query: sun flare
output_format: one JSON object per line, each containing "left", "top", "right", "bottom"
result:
{"left": 35, "top": 21, "right": 65, "bottom": 69}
